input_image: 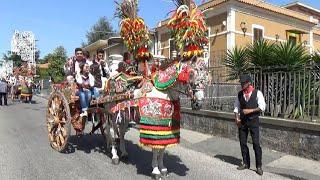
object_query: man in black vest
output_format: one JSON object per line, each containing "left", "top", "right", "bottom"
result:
{"left": 234, "top": 74, "right": 266, "bottom": 176}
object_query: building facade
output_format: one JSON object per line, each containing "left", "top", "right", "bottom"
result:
{"left": 0, "top": 59, "right": 13, "bottom": 78}
{"left": 83, "top": 37, "right": 127, "bottom": 64}
{"left": 155, "top": 0, "right": 320, "bottom": 82}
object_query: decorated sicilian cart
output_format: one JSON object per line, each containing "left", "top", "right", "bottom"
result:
{"left": 45, "top": 70, "right": 143, "bottom": 152}
{"left": 12, "top": 64, "right": 35, "bottom": 103}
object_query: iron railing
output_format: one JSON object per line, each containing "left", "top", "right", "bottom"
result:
{"left": 182, "top": 65, "right": 320, "bottom": 122}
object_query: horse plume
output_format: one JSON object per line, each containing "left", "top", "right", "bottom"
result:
{"left": 168, "top": 0, "right": 208, "bottom": 59}
{"left": 115, "top": 0, "right": 151, "bottom": 61}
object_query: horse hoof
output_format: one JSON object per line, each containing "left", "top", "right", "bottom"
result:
{"left": 112, "top": 158, "right": 119, "bottom": 165}
{"left": 152, "top": 174, "right": 162, "bottom": 180}
{"left": 161, "top": 169, "right": 168, "bottom": 176}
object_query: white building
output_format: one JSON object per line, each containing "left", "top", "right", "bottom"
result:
{"left": 0, "top": 59, "right": 13, "bottom": 78}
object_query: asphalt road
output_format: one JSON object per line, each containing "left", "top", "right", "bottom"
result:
{"left": 0, "top": 97, "right": 294, "bottom": 180}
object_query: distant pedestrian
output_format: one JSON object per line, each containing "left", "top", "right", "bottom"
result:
{"left": 0, "top": 79, "right": 8, "bottom": 106}
{"left": 234, "top": 74, "right": 266, "bottom": 176}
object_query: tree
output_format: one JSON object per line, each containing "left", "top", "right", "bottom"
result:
{"left": 223, "top": 47, "right": 250, "bottom": 81}
{"left": 83, "top": 16, "right": 115, "bottom": 46}
{"left": 247, "top": 39, "right": 275, "bottom": 67}
{"left": 2, "top": 51, "right": 22, "bottom": 67}
{"left": 272, "top": 41, "right": 310, "bottom": 71}
{"left": 312, "top": 51, "right": 320, "bottom": 66}
{"left": 47, "top": 46, "right": 67, "bottom": 83}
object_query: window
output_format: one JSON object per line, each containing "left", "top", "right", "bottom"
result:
{"left": 203, "top": 29, "right": 210, "bottom": 60}
{"left": 169, "top": 39, "right": 177, "bottom": 58}
{"left": 253, "top": 28, "right": 263, "bottom": 41}
{"left": 286, "top": 31, "right": 301, "bottom": 45}
{"left": 314, "top": 34, "right": 320, "bottom": 42}
{"left": 288, "top": 36, "right": 297, "bottom": 45}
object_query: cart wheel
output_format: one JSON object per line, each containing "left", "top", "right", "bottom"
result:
{"left": 46, "top": 91, "right": 71, "bottom": 152}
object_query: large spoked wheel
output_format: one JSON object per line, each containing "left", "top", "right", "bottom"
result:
{"left": 46, "top": 91, "right": 71, "bottom": 152}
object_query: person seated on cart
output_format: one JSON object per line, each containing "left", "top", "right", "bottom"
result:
{"left": 65, "top": 48, "right": 86, "bottom": 78}
{"left": 89, "top": 48, "right": 110, "bottom": 97}
{"left": 76, "top": 63, "right": 97, "bottom": 117}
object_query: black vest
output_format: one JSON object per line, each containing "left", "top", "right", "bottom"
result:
{"left": 90, "top": 61, "right": 102, "bottom": 88}
{"left": 238, "top": 89, "right": 260, "bottom": 121}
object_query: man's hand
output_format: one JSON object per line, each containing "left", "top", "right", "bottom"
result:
{"left": 242, "top": 109, "right": 252, "bottom": 115}
{"left": 242, "top": 108, "right": 261, "bottom": 115}
{"left": 235, "top": 118, "right": 242, "bottom": 128}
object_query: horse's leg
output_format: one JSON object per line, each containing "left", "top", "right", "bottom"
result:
{"left": 110, "top": 115, "right": 120, "bottom": 164}
{"left": 104, "top": 114, "right": 120, "bottom": 165}
{"left": 119, "top": 112, "right": 129, "bottom": 159}
{"left": 105, "top": 115, "right": 115, "bottom": 149}
{"left": 158, "top": 148, "right": 168, "bottom": 176}
{"left": 152, "top": 148, "right": 161, "bottom": 179}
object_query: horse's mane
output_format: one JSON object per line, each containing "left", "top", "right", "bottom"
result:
{"left": 159, "top": 58, "right": 179, "bottom": 70}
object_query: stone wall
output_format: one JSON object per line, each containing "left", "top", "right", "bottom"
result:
{"left": 181, "top": 108, "right": 320, "bottom": 160}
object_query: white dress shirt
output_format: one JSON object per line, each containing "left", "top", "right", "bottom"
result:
{"left": 75, "top": 73, "right": 95, "bottom": 88}
{"left": 234, "top": 90, "right": 266, "bottom": 114}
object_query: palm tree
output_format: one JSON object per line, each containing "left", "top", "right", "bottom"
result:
{"left": 272, "top": 41, "right": 310, "bottom": 71}
{"left": 312, "top": 51, "right": 320, "bottom": 66}
{"left": 224, "top": 46, "right": 250, "bottom": 81}
{"left": 247, "top": 39, "right": 275, "bottom": 67}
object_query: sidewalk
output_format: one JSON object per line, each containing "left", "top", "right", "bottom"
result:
{"left": 179, "top": 128, "right": 320, "bottom": 180}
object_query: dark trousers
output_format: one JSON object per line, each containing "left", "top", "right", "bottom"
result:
{"left": 0, "top": 93, "right": 7, "bottom": 105}
{"left": 238, "top": 119, "right": 262, "bottom": 168}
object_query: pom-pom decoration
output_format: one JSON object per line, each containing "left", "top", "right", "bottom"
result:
{"left": 167, "top": 0, "right": 208, "bottom": 59}
{"left": 115, "top": 0, "right": 152, "bottom": 61}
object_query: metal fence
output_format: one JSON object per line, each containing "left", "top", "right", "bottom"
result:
{"left": 181, "top": 65, "right": 320, "bottom": 122}
{"left": 181, "top": 83, "right": 240, "bottom": 112}
{"left": 207, "top": 50, "right": 229, "bottom": 83}
{"left": 249, "top": 66, "right": 320, "bottom": 122}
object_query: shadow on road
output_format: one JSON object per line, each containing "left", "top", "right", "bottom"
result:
{"left": 62, "top": 133, "right": 189, "bottom": 177}
{"left": 65, "top": 134, "right": 109, "bottom": 155}
{"left": 273, "top": 173, "right": 307, "bottom": 180}
{"left": 214, "top": 154, "right": 242, "bottom": 166}
{"left": 122, "top": 140, "right": 189, "bottom": 177}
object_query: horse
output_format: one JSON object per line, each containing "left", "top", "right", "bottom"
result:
{"left": 103, "top": 57, "right": 207, "bottom": 179}
{"left": 135, "top": 57, "right": 207, "bottom": 179}
{"left": 11, "top": 85, "right": 22, "bottom": 101}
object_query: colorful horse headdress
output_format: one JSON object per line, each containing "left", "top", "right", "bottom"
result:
{"left": 167, "top": 0, "right": 208, "bottom": 59}
{"left": 115, "top": 0, "right": 152, "bottom": 61}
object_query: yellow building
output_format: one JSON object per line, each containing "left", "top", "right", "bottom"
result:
{"left": 83, "top": 37, "right": 127, "bottom": 64}
{"left": 155, "top": 0, "right": 320, "bottom": 82}
{"left": 83, "top": 35, "right": 156, "bottom": 64}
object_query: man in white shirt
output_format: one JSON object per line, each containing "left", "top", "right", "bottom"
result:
{"left": 65, "top": 48, "right": 86, "bottom": 77}
{"left": 84, "top": 50, "right": 93, "bottom": 66}
{"left": 90, "top": 49, "right": 110, "bottom": 91}
{"left": 234, "top": 74, "right": 266, "bottom": 176}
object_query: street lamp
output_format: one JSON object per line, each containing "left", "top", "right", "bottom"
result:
{"left": 240, "top": 22, "right": 247, "bottom": 37}
{"left": 275, "top": 34, "right": 279, "bottom": 42}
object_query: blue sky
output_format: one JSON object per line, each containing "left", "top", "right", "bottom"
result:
{"left": 0, "top": 0, "right": 319, "bottom": 58}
